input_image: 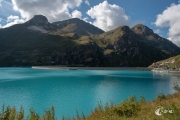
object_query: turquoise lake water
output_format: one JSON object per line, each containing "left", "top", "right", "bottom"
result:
{"left": 0, "top": 68, "right": 180, "bottom": 118}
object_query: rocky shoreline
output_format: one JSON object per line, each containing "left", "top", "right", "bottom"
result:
{"left": 152, "top": 68, "right": 180, "bottom": 74}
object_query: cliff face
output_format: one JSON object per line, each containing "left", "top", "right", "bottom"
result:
{"left": 0, "top": 15, "right": 180, "bottom": 67}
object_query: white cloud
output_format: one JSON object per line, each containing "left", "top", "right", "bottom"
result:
{"left": 154, "top": 3, "right": 180, "bottom": 46}
{"left": 3, "top": 15, "right": 25, "bottom": 28}
{"left": 83, "top": 17, "right": 89, "bottom": 22}
{"left": 154, "top": 29, "right": 161, "bottom": 34}
{"left": 86, "top": 1, "right": 129, "bottom": 31}
{"left": 7, "top": 15, "right": 19, "bottom": 22}
{"left": 11, "top": 0, "right": 83, "bottom": 22}
{"left": 0, "top": 18, "right": 2, "bottom": 22}
{"left": 85, "top": 0, "right": 90, "bottom": 6}
{"left": 0, "top": 0, "right": 3, "bottom": 7}
{"left": 72, "top": 10, "right": 82, "bottom": 19}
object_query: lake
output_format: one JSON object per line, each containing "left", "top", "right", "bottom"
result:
{"left": 0, "top": 67, "right": 180, "bottom": 118}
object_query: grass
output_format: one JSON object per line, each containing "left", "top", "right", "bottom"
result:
{"left": 69, "top": 82, "right": 180, "bottom": 120}
{"left": 1, "top": 83, "right": 180, "bottom": 120}
{"left": 103, "top": 49, "right": 114, "bottom": 55}
{"left": 75, "top": 36, "right": 92, "bottom": 45}
{"left": 0, "top": 106, "right": 56, "bottom": 120}
{"left": 149, "top": 55, "right": 180, "bottom": 68}
{"left": 83, "top": 93, "right": 180, "bottom": 120}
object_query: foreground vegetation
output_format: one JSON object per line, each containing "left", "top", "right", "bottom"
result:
{"left": 1, "top": 83, "right": 180, "bottom": 120}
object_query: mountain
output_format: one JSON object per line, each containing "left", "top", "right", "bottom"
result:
{"left": 90, "top": 24, "right": 180, "bottom": 66}
{"left": 0, "top": 15, "right": 180, "bottom": 67}
{"left": 51, "top": 18, "right": 104, "bottom": 36}
{"left": 0, "top": 15, "right": 104, "bottom": 67}
{"left": 25, "top": 15, "right": 56, "bottom": 31}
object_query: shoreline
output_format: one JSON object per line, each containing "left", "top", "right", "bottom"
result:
{"left": 152, "top": 68, "right": 180, "bottom": 75}
{"left": 31, "top": 66, "right": 152, "bottom": 70}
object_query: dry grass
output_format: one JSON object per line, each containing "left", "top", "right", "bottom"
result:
{"left": 149, "top": 55, "right": 180, "bottom": 68}
{"left": 83, "top": 92, "right": 180, "bottom": 120}
{"left": 136, "top": 92, "right": 180, "bottom": 120}
{"left": 74, "top": 36, "right": 91, "bottom": 45}
{"left": 104, "top": 49, "right": 114, "bottom": 55}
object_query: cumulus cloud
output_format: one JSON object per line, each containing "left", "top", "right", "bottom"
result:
{"left": 3, "top": 15, "right": 25, "bottom": 28}
{"left": 154, "top": 3, "right": 180, "bottom": 46}
{"left": 154, "top": 29, "right": 161, "bottom": 34}
{"left": 7, "top": 15, "right": 19, "bottom": 22}
{"left": 72, "top": 10, "right": 82, "bottom": 19}
{"left": 85, "top": 0, "right": 90, "bottom": 6}
{"left": 11, "top": 0, "right": 83, "bottom": 22}
{"left": 83, "top": 17, "right": 89, "bottom": 22}
{"left": 0, "top": 0, "right": 3, "bottom": 7}
{"left": 86, "top": 1, "right": 129, "bottom": 31}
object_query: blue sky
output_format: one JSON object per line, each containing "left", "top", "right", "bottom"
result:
{"left": 0, "top": 0, "right": 180, "bottom": 46}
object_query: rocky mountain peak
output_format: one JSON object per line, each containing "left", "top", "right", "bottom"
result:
{"left": 32, "top": 15, "right": 48, "bottom": 22}
{"left": 117, "top": 25, "right": 131, "bottom": 32}
{"left": 26, "top": 15, "right": 56, "bottom": 31}
{"left": 66, "top": 18, "right": 81, "bottom": 23}
{"left": 27, "top": 15, "right": 49, "bottom": 26}
{"left": 131, "top": 24, "right": 153, "bottom": 36}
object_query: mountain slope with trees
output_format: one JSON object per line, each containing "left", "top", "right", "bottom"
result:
{"left": 0, "top": 15, "right": 180, "bottom": 67}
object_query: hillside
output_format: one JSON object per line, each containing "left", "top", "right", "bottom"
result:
{"left": 90, "top": 25, "right": 180, "bottom": 66}
{"left": 0, "top": 15, "right": 180, "bottom": 67}
{"left": 149, "top": 55, "right": 180, "bottom": 68}
{"left": 0, "top": 15, "right": 105, "bottom": 67}
{"left": 51, "top": 18, "right": 104, "bottom": 36}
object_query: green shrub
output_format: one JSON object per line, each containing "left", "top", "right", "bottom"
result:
{"left": 156, "top": 93, "right": 166, "bottom": 101}
{"left": 43, "top": 106, "right": 56, "bottom": 120}
{"left": 139, "top": 96, "right": 146, "bottom": 104}
{"left": 114, "top": 96, "right": 140, "bottom": 117}
{"left": 0, "top": 105, "right": 56, "bottom": 120}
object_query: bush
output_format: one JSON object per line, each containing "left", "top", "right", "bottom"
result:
{"left": 114, "top": 96, "right": 140, "bottom": 117}
{"left": 0, "top": 105, "right": 56, "bottom": 120}
{"left": 156, "top": 93, "right": 166, "bottom": 101}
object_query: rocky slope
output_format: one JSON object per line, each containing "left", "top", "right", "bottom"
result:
{"left": 51, "top": 18, "right": 104, "bottom": 36}
{"left": 90, "top": 25, "right": 180, "bottom": 66}
{"left": 0, "top": 15, "right": 180, "bottom": 67}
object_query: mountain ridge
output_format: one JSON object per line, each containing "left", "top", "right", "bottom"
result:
{"left": 0, "top": 15, "right": 180, "bottom": 67}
